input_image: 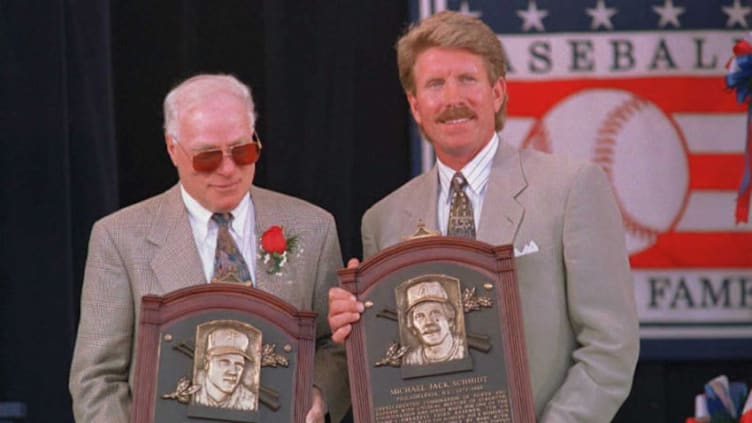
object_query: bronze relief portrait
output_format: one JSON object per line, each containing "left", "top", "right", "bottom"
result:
{"left": 192, "top": 320, "right": 262, "bottom": 412}
{"left": 395, "top": 275, "right": 470, "bottom": 372}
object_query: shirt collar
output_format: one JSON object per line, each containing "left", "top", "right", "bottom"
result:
{"left": 179, "top": 185, "right": 251, "bottom": 237}
{"left": 436, "top": 132, "right": 499, "bottom": 201}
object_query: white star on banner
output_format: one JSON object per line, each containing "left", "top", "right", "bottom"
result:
{"left": 723, "top": 0, "right": 752, "bottom": 28}
{"left": 653, "top": 0, "right": 685, "bottom": 28}
{"left": 586, "top": 0, "right": 618, "bottom": 30}
{"left": 458, "top": 0, "right": 482, "bottom": 18}
{"left": 517, "top": 0, "right": 549, "bottom": 32}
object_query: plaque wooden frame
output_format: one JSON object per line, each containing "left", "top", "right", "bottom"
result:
{"left": 131, "top": 283, "right": 315, "bottom": 423}
{"left": 338, "top": 237, "right": 535, "bottom": 422}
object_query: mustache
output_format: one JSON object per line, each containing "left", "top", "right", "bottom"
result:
{"left": 421, "top": 324, "right": 441, "bottom": 334}
{"left": 437, "top": 105, "right": 475, "bottom": 122}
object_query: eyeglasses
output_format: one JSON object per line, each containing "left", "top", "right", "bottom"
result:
{"left": 173, "top": 132, "right": 263, "bottom": 172}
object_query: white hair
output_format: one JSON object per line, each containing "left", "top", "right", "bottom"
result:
{"left": 163, "top": 74, "right": 256, "bottom": 139}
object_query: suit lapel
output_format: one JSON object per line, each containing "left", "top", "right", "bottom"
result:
{"left": 149, "top": 185, "right": 206, "bottom": 293}
{"left": 401, "top": 167, "right": 441, "bottom": 238}
{"left": 477, "top": 141, "right": 527, "bottom": 246}
{"left": 250, "top": 186, "right": 295, "bottom": 300}
{"left": 251, "top": 187, "right": 273, "bottom": 294}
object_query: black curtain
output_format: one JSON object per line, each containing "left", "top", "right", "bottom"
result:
{"left": 1, "top": 1, "right": 118, "bottom": 422}
{"left": 112, "top": 0, "right": 410, "bottom": 260}
{"left": 2, "top": 1, "right": 750, "bottom": 422}
{"left": 2, "top": 1, "right": 408, "bottom": 422}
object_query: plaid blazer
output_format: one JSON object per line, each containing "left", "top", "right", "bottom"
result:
{"left": 70, "top": 184, "right": 349, "bottom": 422}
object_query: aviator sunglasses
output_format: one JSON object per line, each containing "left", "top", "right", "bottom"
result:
{"left": 173, "top": 132, "right": 263, "bottom": 172}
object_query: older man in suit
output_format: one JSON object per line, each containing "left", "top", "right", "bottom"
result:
{"left": 69, "top": 74, "right": 348, "bottom": 423}
{"left": 328, "top": 11, "right": 639, "bottom": 422}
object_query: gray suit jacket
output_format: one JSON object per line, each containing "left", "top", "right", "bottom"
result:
{"left": 69, "top": 184, "right": 349, "bottom": 422}
{"left": 362, "top": 141, "right": 639, "bottom": 422}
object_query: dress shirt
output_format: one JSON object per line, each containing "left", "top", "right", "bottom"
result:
{"left": 180, "top": 185, "right": 257, "bottom": 284}
{"left": 436, "top": 133, "right": 498, "bottom": 234}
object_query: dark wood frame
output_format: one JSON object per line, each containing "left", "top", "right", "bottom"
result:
{"left": 338, "top": 237, "right": 535, "bottom": 422}
{"left": 131, "top": 283, "right": 316, "bottom": 423}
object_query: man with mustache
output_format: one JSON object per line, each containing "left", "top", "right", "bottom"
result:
{"left": 328, "top": 11, "right": 639, "bottom": 422}
{"left": 402, "top": 281, "right": 465, "bottom": 366}
{"left": 194, "top": 328, "right": 257, "bottom": 411}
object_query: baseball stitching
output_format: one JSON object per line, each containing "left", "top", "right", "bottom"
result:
{"left": 593, "top": 96, "right": 662, "bottom": 243}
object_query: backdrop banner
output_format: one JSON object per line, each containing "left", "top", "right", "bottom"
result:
{"left": 410, "top": 0, "right": 752, "bottom": 359}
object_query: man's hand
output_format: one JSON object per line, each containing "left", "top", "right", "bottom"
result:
{"left": 328, "top": 258, "right": 364, "bottom": 343}
{"left": 305, "top": 386, "right": 326, "bottom": 423}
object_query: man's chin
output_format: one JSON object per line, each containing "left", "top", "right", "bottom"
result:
{"left": 208, "top": 195, "right": 244, "bottom": 213}
{"left": 421, "top": 333, "right": 444, "bottom": 345}
{"left": 219, "top": 383, "right": 238, "bottom": 393}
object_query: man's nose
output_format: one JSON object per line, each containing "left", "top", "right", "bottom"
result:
{"left": 442, "top": 80, "right": 462, "bottom": 104}
{"left": 216, "top": 152, "right": 238, "bottom": 174}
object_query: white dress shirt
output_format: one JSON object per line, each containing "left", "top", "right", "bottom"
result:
{"left": 436, "top": 133, "right": 498, "bottom": 235}
{"left": 179, "top": 185, "right": 257, "bottom": 284}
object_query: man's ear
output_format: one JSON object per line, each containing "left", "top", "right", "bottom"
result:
{"left": 165, "top": 134, "right": 178, "bottom": 167}
{"left": 492, "top": 77, "right": 507, "bottom": 114}
{"left": 406, "top": 92, "right": 422, "bottom": 126}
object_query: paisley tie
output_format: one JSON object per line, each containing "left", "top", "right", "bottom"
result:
{"left": 211, "top": 213, "right": 252, "bottom": 285}
{"left": 447, "top": 172, "right": 476, "bottom": 239}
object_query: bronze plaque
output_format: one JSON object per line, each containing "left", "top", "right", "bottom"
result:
{"left": 338, "top": 237, "right": 534, "bottom": 423}
{"left": 131, "top": 284, "right": 315, "bottom": 423}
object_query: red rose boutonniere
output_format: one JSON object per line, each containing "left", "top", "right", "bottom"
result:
{"left": 259, "top": 225, "right": 299, "bottom": 274}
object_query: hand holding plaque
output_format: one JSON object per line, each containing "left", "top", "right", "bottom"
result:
{"left": 336, "top": 237, "right": 535, "bottom": 423}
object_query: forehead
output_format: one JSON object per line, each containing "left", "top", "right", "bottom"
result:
{"left": 413, "top": 47, "right": 487, "bottom": 79}
{"left": 178, "top": 94, "right": 252, "bottom": 145}
{"left": 210, "top": 353, "right": 245, "bottom": 363}
{"left": 412, "top": 301, "right": 446, "bottom": 313}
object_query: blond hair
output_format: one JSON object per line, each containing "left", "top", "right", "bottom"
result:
{"left": 396, "top": 11, "right": 508, "bottom": 130}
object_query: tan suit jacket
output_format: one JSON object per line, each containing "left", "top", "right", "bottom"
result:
{"left": 362, "top": 141, "right": 639, "bottom": 422}
{"left": 69, "top": 184, "right": 349, "bottom": 422}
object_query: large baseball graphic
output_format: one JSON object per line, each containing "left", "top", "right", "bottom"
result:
{"left": 523, "top": 89, "right": 690, "bottom": 254}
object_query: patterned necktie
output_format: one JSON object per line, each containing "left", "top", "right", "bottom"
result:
{"left": 447, "top": 172, "right": 476, "bottom": 239}
{"left": 211, "top": 213, "right": 252, "bottom": 285}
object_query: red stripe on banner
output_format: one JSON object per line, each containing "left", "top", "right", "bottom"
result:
{"left": 630, "top": 232, "right": 752, "bottom": 268}
{"left": 688, "top": 154, "right": 747, "bottom": 190}
{"left": 508, "top": 77, "right": 747, "bottom": 116}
